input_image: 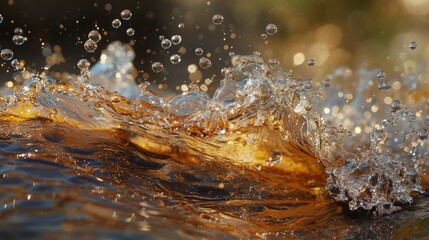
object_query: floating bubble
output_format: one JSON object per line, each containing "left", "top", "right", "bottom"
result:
{"left": 171, "top": 35, "right": 182, "bottom": 45}
{"left": 391, "top": 99, "right": 402, "bottom": 112}
{"left": 84, "top": 39, "right": 98, "bottom": 53}
{"left": 378, "top": 80, "right": 391, "bottom": 90}
{"left": 88, "top": 30, "right": 101, "bottom": 42}
{"left": 161, "top": 39, "right": 172, "bottom": 49}
{"left": 14, "top": 27, "right": 23, "bottom": 35}
{"left": 120, "top": 9, "right": 132, "bottom": 20}
{"left": 409, "top": 40, "right": 417, "bottom": 50}
{"left": 322, "top": 78, "right": 332, "bottom": 88}
{"left": 1, "top": 49, "right": 13, "bottom": 60}
{"left": 418, "top": 128, "right": 429, "bottom": 140}
{"left": 199, "top": 57, "right": 212, "bottom": 69}
{"left": 195, "top": 48, "right": 203, "bottom": 56}
{"left": 77, "top": 59, "right": 90, "bottom": 70}
{"left": 261, "top": 33, "right": 267, "bottom": 40}
{"left": 151, "top": 62, "right": 164, "bottom": 73}
{"left": 212, "top": 14, "right": 224, "bottom": 25}
{"left": 0, "top": 14, "right": 3, "bottom": 24}
{"left": 268, "top": 58, "right": 280, "bottom": 66}
{"left": 159, "top": 35, "right": 165, "bottom": 40}
{"left": 376, "top": 71, "right": 385, "bottom": 79}
{"left": 170, "top": 54, "right": 181, "bottom": 64}
{"left": 265, "top": 23, "right": 278, "bottom": 35}
{"left": 126, "top": 28, "right": 135, "bottom": 36}
{"left": 307, "top": 58, "right": 315, "bottom": 66}
{"left": 112, "top": 19, "right": 121, "bottom": 28}
{"left": 178, "top": 23, "right": 185, "bottom": 29}
{"left": 11, "top": 59, "right": 19, "bottom": 68}
{"left": 12, "top": 35, "right": 25, "bottom": 45}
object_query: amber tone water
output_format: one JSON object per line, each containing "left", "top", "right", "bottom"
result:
{"left": 0, "top": 120, "right": 427, "bottom": 239}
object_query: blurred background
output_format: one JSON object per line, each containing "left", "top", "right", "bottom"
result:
{"left": 0, "top": 0, "right": 428, "bottom": 95}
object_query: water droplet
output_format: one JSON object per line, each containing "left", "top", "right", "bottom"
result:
{"left": 178, "top": 23, "right": 185, "bottom": 29}
{"left": 88, "top": 30, "right": 101, "bottom": 42}
{"left": 170, "top": 54, "right": 181, "bottom": 64}
{"left": 391, "top": 99, "right": 401, "bottom": 112}
{"left": 268, "top": 58, "right": 280, "bottom": 66}
{"left": 84, "top": 39, "right": 98, "bottom": 52}
{"left": 151, "top": 62, "right": 164, "bottom": 73}
{"left": 322, "top": 78, "right": 332, "bottom": 88}
{"left": 265, "top": 23, "right": 278, "bottom": 35}
{"left": 418, "top": 128, "right": 428, "bottom": 140}
{"left": 161, "top": 39, "right": 172, "bottom": 49}
{"left": 409, "top": 40, "right": 417, "bottom": 50}
{"left": 261, "top": 33, "right": 267, "bottom": 40}
{"left": 377, "top": 80, "right": 391, "bottom": 90}
{"left": 77, "top": 59, "right": 90, "bottom": 70}
{"left": 199, "top": 57, "right": 212, "bottom": 69}
{"left": 370, "top": 129, "right": 386, "bottom": 144}
{"left": 120, "top": 9, "right": 132, "bottom": 20}
{"left": 14, "top": 27, "right": 23, "bottom": 35}
{"left": 212, "top": 14, "right": 224, "bottom": 25}
{"left": 1, "top": 49, "right": 13, "bottom": 60}
{"left": 126, "top": 28, "right": 135, "bottom": 36}
{"left": 171, "top": 35, "right": 182, "bottom": 45}
{"left": 12, "top": 35, "right": 25, "bottom": 45}
{"left": 195, "top": 48, "right": 203, "bottom": 56}
{"left": 376, "top": 71, "right": 385, "bottom": 79}
{"left": 0, "top": 14, "right": 3, "bottom": 24}
{"left": 11, "top": 59, "right": 19, "bottom": 68}
{"left": 265, "top": 152, "right": 282, "bottom": 166}
{"left": 112, "top": 19, "right": 121, "bottom": 28}
{"left": 307, "top": 58, "right": 315, "bottom": 66}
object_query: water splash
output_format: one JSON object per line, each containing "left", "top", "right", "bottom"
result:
{"left": 0, "top": 41, "right": 426, "bottom": 216}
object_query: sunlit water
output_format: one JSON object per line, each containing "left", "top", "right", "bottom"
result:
{"left": 1, "top": 5, "right": 429, "bottom": 239}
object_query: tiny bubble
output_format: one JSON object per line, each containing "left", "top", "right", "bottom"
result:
{"left": 212, "top": 14, "right": 224, "bottom": 25}
{"left": 265, "top": 23, "right": 278, "bottom": 35}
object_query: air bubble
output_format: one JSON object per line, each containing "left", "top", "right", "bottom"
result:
{"left": 307, "top": 58, "right": 315, "bottom": 66}
{"left": 170, "top": 54, "right": 181, "bottom": 64}
{"left": 0, "top": 14, "right": 3, "bottom": 24}
{"left": 88, "top": 30, "right": 101, "bottom": 42}
{"left": 126, "top": 28, "right": 135, "bottom": 36}
{"left": 77, "top": 59, "right": 90, "bottom": 70}
{"left": 418, "top": 128, "right": 429, "bottom": 140}
{"left": 391, "top": 99, "right": 401, "bottom": 112}
{"left": 84, "top": 39, "right": 98, "bottom": 52}
{"left": 322, "top": 78, "right": 332, "bottom": 88}
{"left": 265, "top": 23, "right": 278, "bottom": 35}
{"left": 12, "top": 35, "right": 25, "bottom": 45}
{"left": 261, "top": 33, "right": 267, "bottom": 40}
{"left": 378, "top": 80, "right": 391, "bottom": 91}
{"left": 120, "top": 9, "right": 132, "bottom": 20}
{"left": 1, "top": 49, "right": 14, "bottom": 60}
{"left": 212, "top": 14, "right": 224, "bottom": 25}
{"left": 409, "top": 41, "right": 417, "bottom": 50}
{"left": 178, "top": 23, "right": 184, "bottom": 29}
{"left": 171, "top": 35, "right": 182, "bottom": 45}
{"left": 161, "top": 39, "right": 172, "bottom": 49}
{"left": 376, "top": 71, "right": 385, "bottom": 79}
{"left": 11, "top": 59, "right": 19, "bottom": 68}
{"left": 14, "top": 27, "right": 23, "bottom": 35}
{"left": 268, "top": 58, "right": 280, "bottom": 66}
{"left": 195, "top": 48, "right": 203, "bottom": 56}
{"left": 159, "top": 35, "right": 165, "bottom": 40}
{"left": 151, "top": 62, "right": 164, "bottom": 73}
{"left": 112, "top": 19, "right": 121, "bottom": 28}
{"left": 199, "top": 57, "right": 212, "bottom": 69}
